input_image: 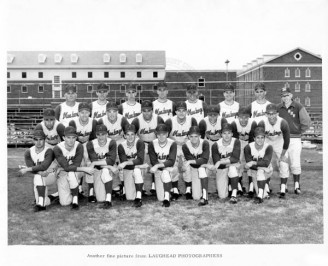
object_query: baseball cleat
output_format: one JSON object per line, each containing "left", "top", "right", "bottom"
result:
{"left": 295, "top": 188, "right": 301, "bottom": 195}
{"left": 254, "top": 197, "right": 263, "bottom": 204}
{"left": 48, "top": 195, "right": 59, "bottom": 203}
{"left": 162, "top": 200, "right": 170, "bottom": 207}
{"left": 185, "top": 192, "right": 192, "bottom": 200}
{"left": 88, "top": 195, "right": 97, "bottom": 203}
{"left": 142, "top": 190, "right": 148, "bottom": 197}
{"left": 133, "top": 198, "right": 142, "bottom": 208}
{"left": 237, "top": 190, "right": 244, "bottom": 196}
{"left": 33, "top": 205, "right": 46, "bottom": 212}
{"left": 71, "top": 203, "right": 79, "bottom": 210}
{"left": 247, "top": 191, "right": 254, "bottom": 198}
{"left": 171, "top": 193, "right": 179, "bottom": 201}
{"left": 229, "top": 196, "right": 238, "bottom": 204}
{"left": 102, "top": 201, "right": 112, "bottom": 209}
{"left": 279, "top": 192, "right": 286, "bottom": 199}
{"left": 198, "top": 198, "right": 209, "bottom": 206}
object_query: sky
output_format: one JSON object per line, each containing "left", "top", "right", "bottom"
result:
{"left": 2, "top": 0, "right": 328, "bottom": 70}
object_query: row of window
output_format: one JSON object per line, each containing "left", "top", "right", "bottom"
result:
{"left": 285, "top": 68, "right": 311, "bottom": 78}
{"left": 285, "top": 82, "right": 312, "bottom": 92}
{"left": 7, "top": 71, "right": 159, "bottom": 79}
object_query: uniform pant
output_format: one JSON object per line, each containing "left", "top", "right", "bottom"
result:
{"left": 287, "top": 138, "right": 302, "bottom": 175}
{"left": 122, "top": 168, "right": 144, "bottom": 200}
{"left": 57, "top": 171, "right": 84, "bottom": 206}
{"left": 265, "top": 139, "right": 289, "bottom": 178}
{"left": 155, "top": 167, "right": 178, "bottom": 201}
{"left": 182, "top": 166, "right": 206, "bottom": 200}
{"left": 215, "top": 164, "right": 239, "bottom": 199}
{"left": 33, "top": 172, "right": 57, "bottom": 206}
{"left": 93, "top": 168, "right": 114, "bottom": 202}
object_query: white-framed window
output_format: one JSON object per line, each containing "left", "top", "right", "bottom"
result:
{"left": 294, "top": 52, "right": 302, "bottom": 61}
{"left": 103, "top": 53, "right": 110, "bottom": 63}
{"left": 38, "top": 54, "right": 47, "bottom": 63}
{"left": 198, "top": 77, "right": 205, "bottom": 87}
{"left": 295, "top": 97, "right": 300, "bottom": 103}
{"left": 136, "top": 85, "right": 142, "bottom": 92}
{"left": 70, "top": 53, "right": 78, "bottom": 63}
{"left": 72, "top": 72, "right": 77, "bottom": 78}
{"left": 38, "top": 85, "right": 44, "bottom": 93}
{"left": 285, "top": 82, "right": 289, "bottom": 88}
{"left": 54, "top": 91, "right": 61, "bottom": 99}
{"left": 54, "top": 53, "right": 62, "bottom": 63}
{"left": 284, "top": 68, "right": 290, "bottom": 77}
{"left": 38, "top": 72, "right": 43, "bottom": 78}
{"left": 305, "top": 68, "right": 311, "bottom": 77}
{"left": 136, "top": 53, "right": 142, "bottom": 63}
{"left": 153, "top": 72, "right": 158, "bottom": 78}
{"left": 21, "top": 85, "right": 28, "bottom": 93}
{"left": 295, "top": 82, "right": 300, "bottom": 92}
{"left": 305, "top": 97, "right": 311, "bottom": 106}
{"left": 22, "top": 72, "right": 27, "bottom": 78}
{"left": 104, "top": 72, "right": 109, "bottom": 78}
{"left": 120, "top": 53, "right": 126, "bottom": 63}
{"left": 153, "top": 85, "right": 158, "bottom": 92}
{"left": 305, "top": 82, "right": 311, "bottom": 92}
{"left": 7, "top": 85, "right": 11, "bottom": 93}
{"left": 295, "top": 68, "right": 300, "bottom": 78}
{"left": 87, "top": 85, "right": 93, "bottom": 93}
{"left": 120, "top": 84, "right": 126, "bottom": 93}
{"left": 137, "top": 72, "right": 142, "bottom": 78}
{"left": 88, "top": 72, "right": 93, "bottom": 78}
{"left": 7, "top": 54, "right": 14, "bottom": 64}
{"left": 120, "top": 72, "right": 125, "bottom": 78}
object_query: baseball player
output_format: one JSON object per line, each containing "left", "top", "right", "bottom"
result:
{"left": 231, "top": 107, "right": 257, "bottom": 197}
{"left": 118, "top": 84, "right": 141, "bottom": 123}
{"left": 86, "top": 124, "right": 117, "bottom": 209}
{"left": 54, "top": 85, "right": 80, "bottom": 127}
{"left": 246, "top": 83, "right": 271, "bottom": 123}
{"left": 185, "top": 84, "right": 207, "bottom": 123}
{"left": 182, "top": 126, "right": 210, "bottom": 206}
{"left": 91, "top": 83, "right": 109, "bottom": 120}
{"left": 53, "top": 126, "right": 95, "bottom": 209}
{"left": 18, "top": 130, "right": 58, "bottom": 212}
{"left": 244, "top": 127, "right": 273, "bottom": 204}
{"left": 258, "top": 103, "right": 290, "bottom": 199}
{"left": 211, "top": 123, "right": 241, "bottom": 204}
{"left": 277, "top": 86, "right": 311, "bottom": 194}
{"left": 218, "top": 84, "right": 240, "bottom": 124}
{"left": 117, "top": 124, "right": 146, "bottom": 207}
{"left": 34, "top": 108, "right": 65, "bottom": 149}
{"left": 131, "top": 100, "right": 164, "bottom": 195}
{"left": 152, "top": 81, "right": 176, "bottom": 122}
{"left": 148, "top": 124, "right": 178, "bottom": 207}
{"left": 165, "top": 101, "right": 198, "bottom": 200}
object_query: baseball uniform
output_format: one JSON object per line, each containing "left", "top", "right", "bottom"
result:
{"left": 34, "top": 120, "right": 65, "bottom": 148}
{"left": 153, "top": 99, "right": 175, "bottom": 122}
{"left": 54, "top": 102, "right": 80, "bottom": 127}
{"left": 219, "top": 101, "right": 240, "bottom": 124}
{"left": 119, "top": 101, "right": 141, "bottom": 123}
{"left": 91, "top": 100, "right": 108, "bottom": 121}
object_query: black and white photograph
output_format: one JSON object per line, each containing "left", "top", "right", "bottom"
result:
{"left": 1, "top": 0, "right": 327, "bottom": 265}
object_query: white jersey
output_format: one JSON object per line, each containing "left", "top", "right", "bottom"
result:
{"left": 170, "top": 116, "right": 193, "bottom": 144}
{"left": 90, "top": 138, "right": 113, "bottom": 160}
{"left": 235, "top": 118, "right": 254, "bottom": 143}
{"left": 152, "top": 138, "right": 175, "bottom": 164}
{"left": 216, "top": 138, "right": 237, "bottom": 159}
{"left": 57, "top": 141, "right": 80, "bottom": 163}
{"left": 101, "top": 114, "right": 124, "bottom": 140}
{"left": 203, "top": 116, "right": 224, "bottom": 140}
{"left": 120, "top": 138, "right": 140, "bottom": 161}
{"left": 219, "top": 101, "right": 239, "bottom": 123}
{"left": 71, "top": 117, "right": 93, "bottom": 140}
{"left": 29, "top": 146, "right": 51, "bottom": 165}
{"left": 137, "top": 114, "right": 158, "bottom": 143}
{"left": 58, "top": 102, "right": 80, "bottom": 127}
{"left": 249, "top": 142, "right": 271, "bottom": 162}
{"left": 91, "top": 100, "right": 108, "bottom": 120}
{"left": 122, "top": 102, "right": 141, "bottom": 123}
{"left": 262, "top": 116, "right": 284, "bottom": 142}
{"left": 153, "top": 99, "right": 174, "bottom": 122}
{"left": 185, "top": 99, "right": 204, "bottom": 123}
{"left": 185, "top": 139, "right": 205, "bottom": 160}
{"left": 40, "top": 120, "right": 61, "bottom": 145}
{"left": 251, "top": 100, "right": 271, "bottom": 123}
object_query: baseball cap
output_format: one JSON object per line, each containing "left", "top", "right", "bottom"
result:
{"left": 186, "top": 84, "right": 197, "bottom": 92}
{"left": 254, "top": 83, "right": 266, "bottom": 91}
{"left": 97, "top": 83, "right": 109, "bottom": 92}
{"left": 78, "top": 102, "right": 91, "bottom": 112}
{"left": 96, "top": 124, "right": 107, "bottom": 133}
{"left": 141, "top": 100, "right": 153, "bottom": 111}
{"left": 224, "top": 84, "right": 235, "bottom": 92}
{"left": 127, "top": 84, "right": 137, "bottom": 92}
{"left": 156, "top": 124, "right": 168, "bottom": 133}
{"left": 64, "top": 126, "right": 77, "bottom": 136}
{"left": 207, "top": 105, "right": 220, "bottom": 114}
{"left": 281, "top": 86, "right": 291, "bottom": 95}
{"left": 221, "top": 123, "right": 233, "bottom": 133}
{"left": 106, "top": 101, "right": 118, "bottom": 111}
{"left": 43, "top": 108, "right": 55, "bottom": 118}
{"left": 188, "top": 126, "right": 201, "bottom": 135}
{"left": 33, "top": 130, "right": 46, "bottom": 139}
{"left": 124, "top": 124, "right": 136, "bottom": 134}
{"left": 176, "top": 101, "right": 187, "bottom": 110}
{"left": 65, "top": 85, "right": 77, "bottom": 93}
{"left": 266, "top": 103, "right": 278, "bottom": 113}
{"left": 254, "top": 126, "right": 266, "bottom": 137}
{"left": 157, "top": 82, "right": 168, "bottom": 89}
{"left": 238, "top": 107, "right": 251, "bottom": 117}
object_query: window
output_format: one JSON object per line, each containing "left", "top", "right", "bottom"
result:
{"left": 88, "top": 72, "right": 93, "bottom": 78}
{"left": 295, "top": 68, "right": 300, "bottom": 78}
{"left": 38, "top": 72, "right": 43, "bottom": 78}
{"left": 22, "top": 72, "right": 26, "bottom": 78}
{"left": 137, "top": 72, "right": 142, "bottom": 78}
{"left": 136, "top": 53, "right": 142, "bottom": 63}
{"left": 120, "top": 84, "right": 126, "bottom": 93}
{"left": 38, "top": 54, "right": 46, "bottom": 63}
{"left": 54, "top": 54, "right": 62, "bottom": 63}
{"left": 54, "top": 91, "right": 61, "bottom": 99}
{"left": 38, "top": 85, "right": 44, "bottom": 93}
{"left": 305, "top": 82, "right": 311, "bottom": 92}
{"left": 137, "top": 99, "right": 143, "bottom": 104}
{"left": 104, "top": 72, "right": 109, "bottom": 78}
{"left": 7, "top": 72, "right": 10, "bottom": 78}
{"left": 70, "top": 54, "right": 78, "bottom": 63}
{"left": 120, "top": 72, "right": 125, "bottom": 78}
{"left": 7, "top": 86, "right": 11, "bottom": 93}
{"left": 72, "top": 72, "right": 77, "bottom": 78}
{"left": 103, "top": 53, "right": 110, "bottom": 63}
{"left": 295, "top": 97, "right": 300, "bottom": 103}
{"left": 295, "top": 82, "right": 300, "bottom": 92}
{"left": 199, "top": 94, "right": 205, "bottom": 102}
{"left": 153, "top": 85, "right": 158, "bottom": 92}
{"left": 284, "top": 68, "right": 290, "bottom": 78}
{"left": 87, "top": 85, "right": 93, "bottom": 93}
{"left": 294, "top": 52, "right": 302, "bottom": 61}
{"left": 120, "top": 53, "right": 126, "bottom": 63}
{"left": 198, "top": 77, "right": 205, "bottom": 87}
{"left": 153, "top": 72, "right": 158, "bottom": 78}
{"left": 136, "top": 85, "right": 142, "bottom": 92}
{"left": 305, "top": 97, "right": 311, "bottom": 106}
{"left": 305, "top": 68, "right": 311, "bottom": 78}
{"left": 285, "top": 82, "right": 289, "bottom": 88}
{"left": 21, "top": 85, "right": 28, "bottom": 93}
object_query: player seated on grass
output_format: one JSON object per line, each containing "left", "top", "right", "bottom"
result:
{"left": 53, "top": 126, "right": 95, "bottom": 210}
{"left": 148, "top": 124, "right": 177, "bottom": 208}
{"left": 18, "top": 130, "right": 58, "bottom": 212}
{"left": 34, "top": 108, "right": 65, "bottom": 149}
{"left": 211, "top": 123, "right": 241, "bottom": 204}
{"left": 152, "top": 81, "right": 176, "bottom": 122}
{"left": 244, "top": 127, "right": 273, "bottom": 204}
{"left": 117, "top": 124, "right": 146, "bottom": 208}
{"left": 86, "top": 124, "right": 117, "bottom": 209}
{"left": 91, "top": 83, "right": 109, "bottom": 121}
{"left": 182, "top": 126, "right": 210, "bottom": 206}
{"left": 231, "top": 107, "right": 257, "bottom": 197}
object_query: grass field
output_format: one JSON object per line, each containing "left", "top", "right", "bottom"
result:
{"left": 7, "top": 147, "right": 323, "bottom": 245}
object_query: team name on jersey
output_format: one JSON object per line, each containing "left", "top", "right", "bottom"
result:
{"left": 186, "top": 140, "right": 204, "bottom": 160}
{"left": 155, "top": 108, "right": 172, "bottom": 116}
{"left": 217, "top": 138, "right": 236, "bottom": 159}
{"left": 253, "top": 110, "right": 266, "bottom": 118}
{"left": 125, "top": 112, "right": 141, "bottom": 120}
{"left": 222, "top": 111, "right": 238, "bottom": 118}
{"left": 58, "top": 141, "right": 79, "bottom": 165}
{"left": 91, "top": 138, "right": 112, "bottom": 160}
{"left": 93, "top": 111, "right": 106, "bottom": 119}
{"left": 153, "top": 138, "right": 174, "bottom": 163}
{"left": 121, "top": 138, "right": 139, "bottom": 160}
{"left": 172, "top": 130, "right": 188, "bottom": 137}
{"left": 30, "top": 146, "right": 50, "bottom": 165}
{"left": 187, "top": 108, "right": 203, "bottom": 116}
{"left": 139, "top": 128, "right": 156, "bottom": 135}
{"left": 249, "top": 142, "right": 269, "bottom": 161}
{"left": 63, "top": 112, "right": 79, "bottom": 120}
{"left": 108, "top": 129, "right": 122, "bottom": 136}
{"left": 265, "top": 130, "right": 282, "bottom": 137}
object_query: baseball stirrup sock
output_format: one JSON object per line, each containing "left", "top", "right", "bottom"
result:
{"left": 88, "top": 184, "right": 94, "bottom": 196}
{"left": 280, "top": 178, "right": 288, "bottom": 193}
{"left": 71, "top": 187, "right": 79, "bottom": 204}
{"left": 106, "top": 193, "right": 112, "bottom": 202}
{"left": 163, "top": 182, "right": 171, "bottom": 201}
{"left": 105, "top": 180, "right": 113, "bottom": 195}
{"left": 135, "top": 183, "right": 143, "bottom": 199}
{"left": 293, "top": 174, "right": 300, "bottom": 189}
{"left": 151, "top": 174, "right": 156, "bottom": 190}
{"left": 172, "top": 181, "right": 179, "bottom": 194}
{"left": 200, "top": 177, "right": 209, "bottom": 200}
{"left": 257, "top": 181, "right": 266, "bottom": 199}
{"left": 248, "top": 176, "right": 254, "bottom": 192}
{"left": 185, "top": 182, "right": 191, "bottom": 193}
{"left": 36, "top": 186, "right": 46, "bottom": 206}
{"left": 121, "top": 181, "right": 125, "bottom": 194}
{"left": 230, "top": 177, "right": 239, "bottom": 198}
{"left": 79, "top": 176, "right": 83, "bottom": 193}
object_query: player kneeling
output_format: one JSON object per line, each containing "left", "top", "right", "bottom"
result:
{"left": 182, "top": 126, "right": 210, "bottom": 206}
{"left": 117, "top": 124, "right": 146, "bottom": 208}
{"left": 148, "top": 124, "right": 177, "bottom": 207}
{"left": 244, "top": 127, "right": 273, "bottom": 204}
{"left": 18, "top": 130, "right": 58, "bottom": 212}
{"left": 86, "top": 124, "right": 117, "bottom": 209}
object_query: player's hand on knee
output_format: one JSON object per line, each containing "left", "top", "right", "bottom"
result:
{"left": 39, "top": 171, "right": 49, "bottom": 177}
{"left": 150, "top": 165, "right": 158, "bottom": 173}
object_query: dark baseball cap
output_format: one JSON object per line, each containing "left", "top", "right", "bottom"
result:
{"left": 188, "top": 126, "right": 201, "bottom": 135}
{"left": 64, "top": 126, "right": 77, "bottom": 136}
{"left": 127, "top": 84, "right": 137, "bottom": 92}
{"left": 156, "top": 124, "right": 168, "bottom": 133}
{"left": 97, "top": 83, "right": 109, "bottom": 91}
{"left": 238, "top": 107, "right": 251, "bottom": 117}
{"left": 176, "top": 101, "right": 187, "bottom": 110}
{"left": 266, "top": 103, "right": 278, "bottom": 113}
{"left": 186, "top": 84, "right": 197, "bottom": 91}
{"left": 224, "top": 84, "right": 235, "bottom": 92}
{"left": 254, "top": 83, "right": 266, "bottom": 91}
{"left": 33, "top": 130, "right": 46, "bottom": 139}
{"left": 222, "top": 123, "right": 233, "bottom": 133}
{"left": 124, "top": 124, "right": 136, "bottom": 134}
{"left": 96, "top": 124, "right": 107, "bottom": 133}
{"left": 141, "top": 100, "right": 153, "bottom": 111}
{"left": 281, "top": 86, "right": 291, "bottom": 95}
{"left": 43, "top": 108, "right": 55, "bottom": 118}
{"left": 254, "top": 126, "right": 266, "bottom": 137}
{"left": 65, "top": 85, "right": 77, "bottom": 93}
{"left": 78, "top": 102, "right": 91, "bottom": 112}
{"left": 106, "top": 101, "right": 118, "bottom": 111}
{"left": 207, "top": 105, "right": 220, "bottom": 114}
